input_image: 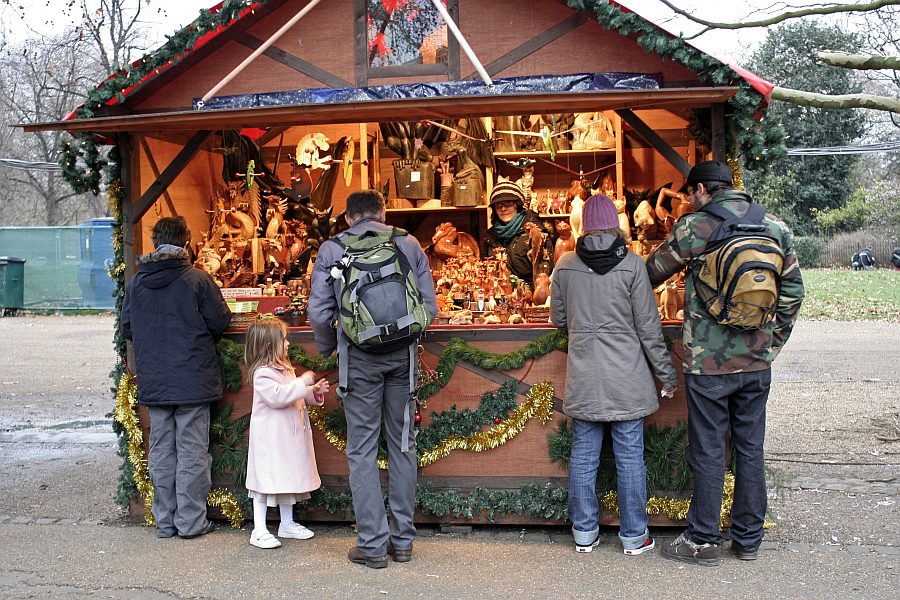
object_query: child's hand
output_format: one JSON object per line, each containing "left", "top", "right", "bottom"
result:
{"left": 310, "top": 378, "right": 329, "bottom": 405}
{"left": 300, "top": 370, "right": 316, "bottom": 386}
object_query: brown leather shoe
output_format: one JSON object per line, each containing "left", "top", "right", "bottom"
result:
{"left": 387, "top": 539, "right": 412, "bottom": 562}
{"left": 348, "top": 545, "right": 388, "bottom": 569}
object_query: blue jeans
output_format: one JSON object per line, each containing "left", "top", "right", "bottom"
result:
{"left": 685, "top": 369, "right": 771, "bottom": 548}
{"left": 568, "top": 418, "right": 650, "bottom": 550}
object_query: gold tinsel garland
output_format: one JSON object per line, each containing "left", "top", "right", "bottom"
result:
{"left": 308, "top": 381, "right": 555, "bottom": 469}
{"left": 602, "top": 472, "right": 736, "bottom": 527}
{"left": 113, "top": 372, "right": 244, "bottom": 528}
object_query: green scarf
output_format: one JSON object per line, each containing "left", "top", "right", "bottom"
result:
{"left": 494, "top": 211, "right": 526, "bottom": 246}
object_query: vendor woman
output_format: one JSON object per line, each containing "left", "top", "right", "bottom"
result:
{"left": 482, "top": 181, "right": 553, "bottom": 287}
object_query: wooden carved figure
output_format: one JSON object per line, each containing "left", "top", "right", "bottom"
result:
{"left": 554, "top": 220, "right": 576, "bottom": 263}
{"left": 531, "top": 273, "right": 551, "bottom": 307}
{"left": 659, "top": 280, "right": 678, "bottom": 321}
{"left": 515, "top": 165, "right": 535, "bottom": 204}
{"left": 633, "top": 200, "right": 656, "bottom": 239}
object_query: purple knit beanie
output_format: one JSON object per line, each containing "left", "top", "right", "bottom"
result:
{"left": 582, "top": 194, "right": 619, "bottom": 231}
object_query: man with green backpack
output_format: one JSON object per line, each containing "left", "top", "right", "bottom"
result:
{"left": 645, "top": 161, "right": 805, "bottom": 566}
{"left": 308, "top": 190, "right": 436, "bottom": 569}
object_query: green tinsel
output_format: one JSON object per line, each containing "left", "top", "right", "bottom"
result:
{"left": 287, "top": 344, "right": 338, "bottom": 372}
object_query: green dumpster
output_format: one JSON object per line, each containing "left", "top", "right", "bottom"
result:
{"left": 0, "top": 256, "right": 25, "bottom": 314}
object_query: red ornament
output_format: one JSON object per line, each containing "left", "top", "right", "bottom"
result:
{"left": 414, "top": 412, "right": 422, "bottom": 424}
{"left": 493, "top": 417, "right": 502, "bottom": 424}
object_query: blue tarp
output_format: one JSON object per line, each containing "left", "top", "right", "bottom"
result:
{"left": 194, "top": 72, "right": 661, "bottom": 111}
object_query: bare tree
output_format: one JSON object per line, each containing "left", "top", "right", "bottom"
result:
{"left": 652, "top": 1, "right": 900, "bottom": 115}
{"left": 0, "top": 31, "right": 106, "bottom": 225}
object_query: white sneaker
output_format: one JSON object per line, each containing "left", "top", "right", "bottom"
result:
{"left": 278, "top": 522, "right": 314, "bottom": 540}
{"left": 250, "top": 529, "right": 282, "bottom": 549}
{"left": 575, "top": 534, "right": 601, "bottom": 553}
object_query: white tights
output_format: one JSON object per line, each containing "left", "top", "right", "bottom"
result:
{"left": 252, "top": 498, "right": 296, "bottom": 532}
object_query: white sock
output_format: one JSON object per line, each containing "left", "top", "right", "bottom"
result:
{"left": 253, "top": 498, "right": 268, "bottom": 533}
{"left": 279, "top": 503, "right": 295, "bottom": 527}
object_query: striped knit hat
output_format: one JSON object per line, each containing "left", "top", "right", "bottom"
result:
{"left": 489, "top": 181, "right": 526, "bottom": 206}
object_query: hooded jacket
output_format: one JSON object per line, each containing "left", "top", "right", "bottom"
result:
{"left": 551, "top": 233, "right": 677, "bottom": 422}
{"left": 121, "top": 247, "right": 232, "bottom": 405}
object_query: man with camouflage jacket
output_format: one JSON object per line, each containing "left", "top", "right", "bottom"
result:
{"left": 646, "top": 161, "right": 804, "bottom": 567}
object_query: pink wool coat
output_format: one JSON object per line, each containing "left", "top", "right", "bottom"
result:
{"left": 245, "top": 365, "right": 322, "bottom": 495}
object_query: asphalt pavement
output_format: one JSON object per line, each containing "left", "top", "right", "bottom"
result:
{"left": 0, "top": 315, "right": 897, "bottom": 599}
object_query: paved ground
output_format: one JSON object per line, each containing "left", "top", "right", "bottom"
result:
{"left": 0, "top": 315, "right": 897, "bottom": 599}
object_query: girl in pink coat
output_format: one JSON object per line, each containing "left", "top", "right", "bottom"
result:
{"left": 244, "top": 318, "right": 329, "bottom": 549}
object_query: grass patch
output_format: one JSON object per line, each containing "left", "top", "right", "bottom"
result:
{"left": 799, "top": 268, "right": 899, "bottom": 322}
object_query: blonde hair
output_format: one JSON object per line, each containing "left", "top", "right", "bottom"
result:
{"left": 244, "top": 318, "right": 294, "bottom": 383}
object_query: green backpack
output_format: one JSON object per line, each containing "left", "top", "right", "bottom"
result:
{"left": 330, "top": 227, "right": 429, "bottom": 352}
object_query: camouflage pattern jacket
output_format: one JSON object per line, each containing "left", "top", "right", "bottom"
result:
{"left": 645, "top": 190, "right": 805, "bottom": 375}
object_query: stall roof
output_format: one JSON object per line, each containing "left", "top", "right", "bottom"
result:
{"left": 23, "top": 87, "right": 737, "bottom": 134}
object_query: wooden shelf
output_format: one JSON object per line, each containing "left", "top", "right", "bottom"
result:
{"left": 494, "top": 149, "right": 615, "bottom": 158}
{"left": 538, "top": 213, "right": 571, "bottom": 219}
{"left": 386, "top": 205, "right": 486, "bottom": 214}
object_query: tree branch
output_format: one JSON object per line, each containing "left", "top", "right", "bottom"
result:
{"left": 816, "top": 50, "right": 900, "bottom": 69}
{"left": 657, "top": 0, "right": 900, "bottom": 40}
{"left": 771, "top": 85, "right": 900, "bottom": 113}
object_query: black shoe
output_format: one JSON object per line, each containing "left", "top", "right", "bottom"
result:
{"left": 731, "top": 542, "right": 759, "bottom": 561}
{"left": 387, "top": 539, "right": 412, "bottom": 562}
{"left": 661, "top": 532, "right": 720, "bottom": 567}
{"left": 179, "top": 521, "right": 217, "bottom": 539}
{"left": 348, "top": 545, "right": 388, "bottom": 569}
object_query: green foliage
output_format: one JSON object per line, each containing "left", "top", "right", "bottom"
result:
{"left": 799, "top": 268, "right": 900, "bottom": 322}
{"left": 217, "top": 338, "right": 245, "bottom": 392}
{"left": 746, "top": 21, "right": 868, "bottom": 233}
{"left": 793, "top": 236, "right": 826, "bottom": 268}
{"left": 644, "top": 422, "right": 689, "bottom": 491}
{"left": 209, "top": 404, "right": 250, "bottom": 488}
{"left": 816, "top": 189, "right": 871, "bottom": 233}
{"left": 415, "top": 482, "right": 569, "bottom": 521}
{"left": 547, "top": 420, "right": 573, "bottom": 469}
{"left": 417, "top": 381, "right": 519, "bottom": 451}
{"left": 417, "top": 330, "right": 567, "bottom": 401}
{"left": 287, "top": 344, "right": 338, "bottom": 372}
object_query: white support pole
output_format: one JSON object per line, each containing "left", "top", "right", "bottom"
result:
{"left": 200, "top": 0, "right": 325, "bottom": 104}
{"left": 428, "top": 0, "right": 493, "bottom": 87}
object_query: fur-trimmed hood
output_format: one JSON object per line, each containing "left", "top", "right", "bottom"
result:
{"left": 135, "top": 245, "right": 191, "bottom": 290}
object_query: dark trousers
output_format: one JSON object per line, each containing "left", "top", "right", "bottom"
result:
{"left": 685, "top": 369, "right": 771, "bottom": 548}
{"left": 148, "top": 404, "right": 212, "bottom": 537}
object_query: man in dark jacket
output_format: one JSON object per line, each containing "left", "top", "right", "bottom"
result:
{"left": 646, "top": 161, "right": 804, "bottom": 566}
{"left": 308, "top": 190, "right": 436, "bottom": 569}
{"left": 121, "top": 216, "right": 231, "bottom": 539}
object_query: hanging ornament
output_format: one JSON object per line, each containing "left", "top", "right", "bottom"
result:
{"left": 414, "top": 411, "right": 422, "bottom": 424}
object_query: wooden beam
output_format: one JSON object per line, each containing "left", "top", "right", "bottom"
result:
{"left": 256, "top": 126, "right": 289, "bottom": 147}
{"left": 132, "top": 130, "right": 211, "bottom": 221}
{"left": 235, "top": 32, "right": 353, "bottom": 88}
{"left": 354, "top": 0, "right": 368, "bottom": 87}
{"left": 138, "top": 135, "right": 177, "bottom": 216}
{"left": 23, "top": 88, "right": 739, "bottom": 134}
{"left": 710, "top": 102, "right": 726, "bottom": 161}
{"left": 615, "top": 108, "right": 692, "bottom": 176}
{"left": 467, "top": 13, "right": 589, "bottom": 79}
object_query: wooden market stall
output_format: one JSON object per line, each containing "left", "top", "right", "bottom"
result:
{"left": 26, "top": 0, "right": 774, "bottom": 525}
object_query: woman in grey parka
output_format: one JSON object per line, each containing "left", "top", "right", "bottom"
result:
{"left": 551, "top": 194, "right": 678, "bottom": 555}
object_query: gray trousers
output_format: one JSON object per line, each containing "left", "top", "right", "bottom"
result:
{"left": 344, "top": 344, "right": 418, "bottom": 557}
{"left": 148, "top": 404, "right": 212, "bottom": 537}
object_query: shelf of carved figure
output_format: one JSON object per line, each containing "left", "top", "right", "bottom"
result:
{"left": 386, "top": 205, "right": 486, "bottom": 214}
{"left": 537, "top": 213, "right": 571, "bottom": 219}
{"left": 493, "top": 149, "right": 615, "bottom": 158}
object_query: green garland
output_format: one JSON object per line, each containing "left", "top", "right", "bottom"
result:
{"left": 417, "top": 331, "right": 567, "bottom": 400}
{"left": 209, "top": 404, "right": 252, "bottom": 511}
{"left": 305, "top": 483, "right": 569, "bottom": 522}
{"left": 568, "top": 0, "right": 786, "bottom": 170}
